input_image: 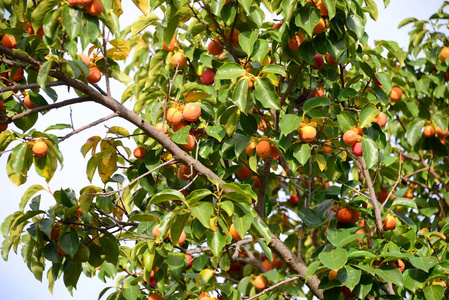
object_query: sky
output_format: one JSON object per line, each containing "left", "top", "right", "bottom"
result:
{"left": 0, "top": 0, "right": 446, "bottom": 299}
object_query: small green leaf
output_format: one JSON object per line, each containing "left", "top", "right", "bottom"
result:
{"left": 254, "top": 78, "right": 280, "bottom": 110}
{"left": 196, "top": 269, "right": 215, "bottom": 290}
{"left": 261, "top": 64, "right": 286, "bottom": 76}
{"left": 233, "top": 214, "right": 253, "bottom": 240}
{"left": 346, "top": 14, "right": 365, "bottom": 40}
{"left": 190, "top": 202, "right": 213, "bottom": 229}
{"left": 318, "top": 248, "right": 348, "bottom": 270}
{"left": 59, "top": 230, "right": 79, "bottom": 258}
{"left": 295, "top": 6, "right": 320, "bottom": 37}
{"left": 232, "top": 77, "right": 250, "bottom": 113}
{"left": 37, "top": 61, "right": 53, "bottom": 90}
{"left": 303, "top": 97, "right": 332, "bottom": 115}
{"left": 20, "top": 185, "right": 45, "bottom": 211}
{"left": 293, "top": 143, "right": 311, "bottom": 166}
{"left": 362, "top": 137, "right": 378, "bottom": 169}
{"left": 167, "top": 252, "right": 186, "bottom": 281}
{"left": 359, "top": 104, "right": 379, "bottom": 128}
{"left": 374, "top": 265, "right": 403, "bottom": 288}
{"left": 239, "top": 31, "right": 258, "bottom": 56}
{"left": 279, "top": 114, "right": 302, "bottom": 136}
{"left": 148, "top": 189, "right": 185, "bottom": 206}
{"left": 408, "top": 255, "right": 438, "bottom": 272}
{"left": 423, "top": 284, "right": 444, "bottom": 300}
{"left": 215, "top": 63, "right": 246, "bottom": 80}
{"left": 206, "top": 230, "right": 226, "bottom": 257}
{"left": 131, "top": 13, "right": 159, "bottom": 36}
{"left": 406, "top": 119, "right": 425, "bottom": 147}
{"left": 298, "top": 208, "right": 322, "bottom": 227}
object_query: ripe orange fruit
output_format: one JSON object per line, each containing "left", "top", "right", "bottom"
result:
{"left": 269, "top": 144, "right": 280, "bottom": 158}
{"left": 315, "top": 0, "right": 328, "bottom": 16}
{"left": 328, "top": 269, "right": 338, "bottom": 281}
{"left": 253, "top": 275, "right": 267, "bottom": 290}
{"left": 246, "top": 140, "right": 257, "bottom": 156}
{"left": 171, "top": 51, "right": 187, "bottom": 68}
{"left": 200, "top": 69, "right": 215, "bottom": 85}
{"left": 350, "top": 209, "right": 361, "bottom": 223}
{"left": 342, "top": 130, "right": 357, "bottom": 146}
{"left": 11, "top": 68, "right": 24, "bottom": 82}
{"left": 313, "top": 18, "right": 326, "bottom": 34}
{"left": 208, "top": 38, "right": 223, "bottom": 55}
{"left": 322, "top": 141, "right": 332, "bottom": 154}
{"left": 152, "top": 224, "right": 169, "bottom": 239}
{"left": 352, "top": 141, "right": 363, "bottom": 156}
{"left": 436, "top": 126, "right": 448, "bottom": 138}
{"left": 181, "top": 134, "right": 195, "bottom": 151}
{"left": 311, "top": 87, "right": 324, "bottom": 97}
{"left": 182, "top": 102, "right": 201, "bottom": 122}
{"left": 86, "top": 0, "right": 104, "bottom": 16}
{"left": 261, "top": 259, "right": 272, "bottom": 271}
{"left": 185, "top": 254, "right": 193, "bottom": 268}
{"left": 288, "top": 34, "right": 305, "bottom": 51}
{"left": 229, "top": 223, "right": 242, "bottom": 240}
{"left": 326, "top": 53, "right": 338, "bottom": 66}
{"left": 32, "top": 141, "right": 48, "bottom": 157}
{"left": 1, "top": 34, "right": 17, "bottom": 49}
{"left": 78, "top": 0, "right": 94, "bottom": 6}
{"left": 153, "top": 122, "right": 168, "bottom": 134}
{"left": 383, "top": 214, "right": 396, "bottom": 231}
{"left": 391, "top": 259, "right": 405, "bottom": 272}
{"left": 172, "top": 120, "right": 188, "bottom": 132}
{"left": 256, "top": 141, "right": 272, "bottom": 158}
{"left": 258, "top": 119, "right": 268, "bottom": 131}
{"left": 171, "top": 230, "right": 186, "bottom": 246}
{"left": 337, "top": 207, "right": 355, "bottom": 223}
{"left": 236, "top": 166, "right": 252, "bottom": 179}
{"left": 79, "top": 53, "right": 91, "bottom": 66}
{"left": 272, "top": 21, "right": 283, "bottom": 29}
{"left": 166, "top": 107, "right": 183, "bottom": 125}
{"left": 423, "top": 125, "right": 435, "bottom": 138}
{"left": 147, "top": 293, "right": 164, "bottom": 300}
{"left": 178, "top": 164, "right": 193, "bottom": 180}
{"left": 0, "top": 122, "right": 7, "bottom": 132}
{"left": 441, "top": 46, "right": 449, "bottom": 59}
{"left": 377, "top": 188, "right": 389, "bottom": 203}
{"left": 24, "top": 94, "right": 37, "bottom": 109}
{"left": 390, "top": 87, "right": 403, "bottom": 102}
{"left": 163, "top": 36, "right": 176, "bottom": 51}
{"left": 225, "top": 29, "right": 241, "bottom": 46}
{"left": 133, "top": 146, "right": 146, "bottom": 159}
{"left": 87, "top": 66, "right": 102, "bottom": 84}
{"left": 299, "top": 125, "right": 317, "bottom": 143}
{"left": 373, "top": 112, "right": 387, "bottom": 127}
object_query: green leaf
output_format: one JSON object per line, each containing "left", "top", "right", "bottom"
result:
{"left": 423, "top": 284, "right": 445, "bottom": 300}
{"left": 298, "top": 208, "right": 322, "bottom": 228}
{"left": 215, "top": 63, "right": 246, "bottom": 80}
{"left": 257, "top": 239, "right": 272, "bottom": 262}
{"left": 239, "top": 0, "right": 252, "bottom": 14}
{"left": 254, "top": 78, "right": 280, "bottom": 110}
{"left": 123, "top": 285, "right": 140, "bottom": 300}
{"left": 303, "top": 97, "right": 332, "bottom": 115}
{"left": 364, "top": 0, "right": 378, "bottom": 21}
{"left": 374, "top": 265, "right": 403, "bottom": 288}
{"left": 432, "top": 113, "right": 448, "bottom": 132}
{"left": 406, "top": 119, "right": 425, "bottom": 147}
{"left": 30, "top": 0, "right": 60, "bottom": 32}
{"left": 293, "top": 143, "right": 311, "bottom": 166}
{"left": 207, "top": 125, "right": 227, "bottom": 142}
{"left": 206, "top": 230, "right": 226, "bottom": 257}
{"left": 391, "top": 198, "right": 418, "bottom": 210}
{"left": 170, "top": 125, "right": 191, "bottom": 144}
{"left": 186, "top": 189, "right": 213, "bottom": 205}
{"left": 359, "top": 104, "right": 379, "bottom": 128}
{"left": 131, "top": 13, "right": 159, "bottom": 36}
{"left": 279, "top": 114, "right": 302, "bottom": 136}
{"left": 408, "top": 255, "right": 438, "bottom": 272}
{"left": 295, "top": 6, "right": 320, "bottom": 37}
{"left": 398, "top": 17, "right": 418, "bottom": 29}
{"left": 261, "top": 64, "right": 286, "bottom": 76}
{"left": 337, "top": 111, "right": 358, "bottom": 132}
{"left": 377, "top": 40, "right": 404, "bottom": 66}
{"left": 239, "top": 31, "right": 258, "bottom": 56}
{"left": 403, "top": 268, "right": 426, "bottom": 293}
{"left": 196, "top": 269, "right": 215, "bottom": 290}
{"left": 252, "top": 217, "right": 271, "bottom": 243}
{"left": 167, "top": 252, "right": 185, "bottom": 281}
{"left": 232, "top": 77, "right": 250, "bottom": 113}
{"left": 128, "top": 214, "right": 159, "bottom": 222}
{"left": 37, "top": 60, "right": 53, "bottom": 90}
{"left": 219, "top": 201, "right": 234, "bottom": 217}
{"left": 346, "top": 14, "right": 365, "bottom": 40}
{"left": 20, "top": 185, "right": 45, "bottom": 211}
{"left": 306, "top": 261, "right": 321, "bottom": 281}
{"left": 362, "top": 137, "right": 378, "bottom": 169}
{"left": 148, "top": 189, "right": 185, "bottom": 206}
{"left": 59, "top": 230, "right": 79, "bottom": 258}
{"left": 318, "top": 248, "right": 348, "bottom": 270}
{"left": 190, "top": 202, "right": 213, "bottom": 229}
{"left": 61, "top": 6, "right": 82, "bottom": 41}
{"left": 233, "top": 214, "right": 253, "bottom": 240}
{"left": 339, "top": 265, "right": 361, "bottom": 290}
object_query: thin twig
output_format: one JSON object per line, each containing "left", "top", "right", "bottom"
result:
{"left": 59, "top": 112, "right": 119, "bottom": 142}
{"left": 244, "top": 275, "right": 301, "bottom": 300}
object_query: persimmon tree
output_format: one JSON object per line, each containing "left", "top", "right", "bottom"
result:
{"left": 1, "top": 0, "right": 449, "bottom": 299}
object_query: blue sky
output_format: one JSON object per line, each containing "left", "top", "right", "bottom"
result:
{"left": 0, "top": 1, "right": 446, "bottom": 299}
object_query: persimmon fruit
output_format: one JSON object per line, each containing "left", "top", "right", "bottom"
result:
{"left": 225, "top": 29, "right": 240, "bottom": 46}
{"left": 1, "top": 34, "right": 17, "bottom": 49}
{"left": 181, "top": 134, "right": 195, "bottom": 151}
{"left": 299, "top": 125, "right": 317, "bottom": 143}
{"left": 313, "top": 18, "right": 326, "bottom": 34}
{"left": 133, "top": 146, "right": 146, "bottom": 159}
{"left": 328, "top": 269, "right": 338, "bottom": 281}
{"left": 391, "top": 259, "right": 405, "bottom": 272}
{"left": 246, "top": 140, "right": 257, "bottom": 156}
{"left": 163, "top": 36, "right": 176, "bottom": 51}
{"left": 236, "top": 166, "right": 252, "bottom": 179}
{"left": 200, "top": 69, "right": 215, "bottom": 85}
{"left": 253, "top": 275, "right": 267, "bottom": 290}
{"left": 383, "top": 214, "right": 396, "bottom": 231}
{"left": 311, "top": 54, "right": 324, "bottom": 70}
{"left": 171, "top": 51, "right": 187, "bottom": 68}
{"left": 326, "top": 53, "right": 338, "bottom": 65}
{"left": 24, "top": 95, "right": 37, "bottom": 109}
{"left": 208, "top": 38, "right": 223, "bottom": 55}
{"left": 441, "top": 46, "right": 449, "bottom": 59}
{"left": 373, "top": 112, "right": 387, "bottom": 127}
{"left": 229, "top": 223, "right": 242, "bottom": 240}
{"left": 32, "top": 141, "right": 48, "bottom": 157}
{"left": 147, "top": 293, "right": 164, "bottom": 300}
{"left": 288, "top": 34, "right": 305, "bottom": 51}
{"left": 343, "top": 130, "right": 357, "bottom": 146}
{"left": 86, "top": 0, "right": 104, "bottom": 16}
{"left": 352, "top": 141, "right": 363, "bottom": 156}
{"left": 166, "top": 107, "right": 183, "bottom": 125}
{"left": 87, "top": 66, "right": 102, "bottom": 84}
{"left": 256, "top": 141, "right": 272, "bottom": 158}
{"left": 390, "top": 87, "right": 403, "bottom": 102}
{"left": 423, "top": 125, "right": 435, "bottom": 138}
{"left": 182, "top": 102, "right": 201, "bottom": 122}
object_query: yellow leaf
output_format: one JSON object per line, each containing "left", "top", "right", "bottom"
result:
{"left": 107, "top": 39, "right": 130, "bottom": 61}
{"left": 132, "top": 0, "right": 149, "bottom": 14}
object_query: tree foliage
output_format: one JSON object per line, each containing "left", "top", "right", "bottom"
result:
{"left": 1, "top": 0, "right": 449, "bottom": 299}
